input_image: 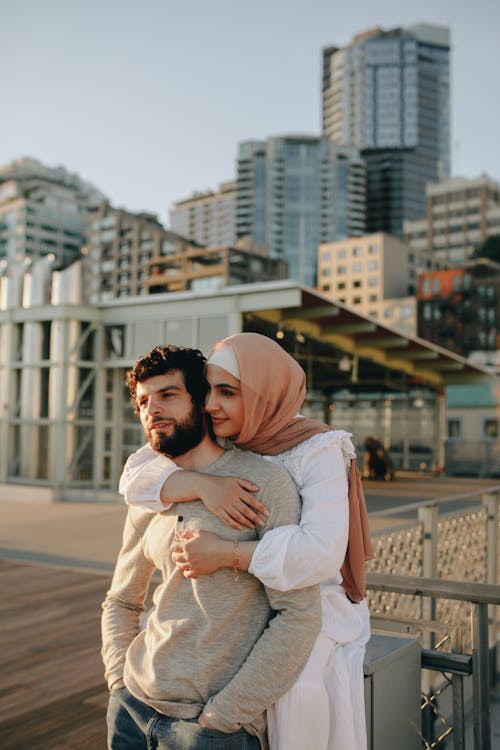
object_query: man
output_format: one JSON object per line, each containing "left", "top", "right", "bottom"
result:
{"left": 102, "top": 345, "right": 322, "bottom": 750}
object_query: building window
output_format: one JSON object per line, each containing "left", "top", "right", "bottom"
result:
{"left": 483, "top": 418, "right": 499, "bottom": 439}
{"left": 369, "top": 294, "right": 378, "bottom": 303}
{"left": 353, "top": 296, "right": 362, "bottom": 304}
{"left": 368, "top": 260, "right": 379, "bottom": 271}
{"left": 433, "top": 278, "right": 440, "bottom": 294}
{"left": 448, "top": 418, "right": 462, "bottom": 439}
{"left": 322, "top": 267, "right": 331, "bottom": 277}
{"left": 337, "top": 265, "right": 346, "bottom": 275}
{"left": 353, "top": 246, "right": 363, "bottom": 256}
{"left": 322, "top": 284, "right": 331, "bottom": 291}
{"left": 368, "top": 277, "right": 378, "bottom": 287}
{"left": 322, "top": 250, "right": 332, "bottom": 261}
{"left": 368, "top": 244, "right": 379, "bottom": 254}
{"left": 353, "top": 280, "right": 362, "bottom": 288}
{"left": 337, "top": 249, "right": 346, "bottom": 258}
{"left": 337, "top": 282, "right": 346, "bottom": 290}
{"left": 422, "top": 279, "right": 431, "bottom": 295}
{"left": 352, "top": 262, "right": 362, "bottom": 273}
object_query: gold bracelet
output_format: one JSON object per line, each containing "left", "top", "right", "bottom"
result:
{"left": 233, "top": 540, "right": 239, "bottom": 582}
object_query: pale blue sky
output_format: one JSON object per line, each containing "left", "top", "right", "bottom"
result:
{"left": 1, "top": 0, "right": 498, "bottom": 223}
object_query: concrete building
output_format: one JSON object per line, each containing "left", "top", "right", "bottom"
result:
{"left": 417, "top": 259, "right": 500, "bottom": 357}
{"left": 169, "top": 181, "right": 237, "bottom": 247}
{"left": 236, "top": 137, "right": 365, "bottom": 287}
{"left": 144, "top": 245, "right": 287, "bottom": 294}
{"left": 0, "top": 157, "right": 106, "bottom": 269}
{"left": 83, "top": 203, "right": 199, "bottom": 302}
{"left": 317, "top": 232, "right": 435, "bottom": 321}
{"left": 404, "top": 174, "right": 500, "bottom": 265}
{"left": 323, "top": 24, "right": 451, "bottom": 234}
{"left": 0, "top": 262, "right": 489, "bottom": 496}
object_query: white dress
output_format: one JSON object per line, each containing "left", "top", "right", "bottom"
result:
{"left": 119, "top": 431, "right": 369, "bottom": 750}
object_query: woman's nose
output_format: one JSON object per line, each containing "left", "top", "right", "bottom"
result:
{"left": 205, "top": 392, "right": 217, "bottom": 412}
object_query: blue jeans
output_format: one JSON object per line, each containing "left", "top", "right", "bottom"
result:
{"left": 107, "top": 687, "right": 260, "bottom": 750}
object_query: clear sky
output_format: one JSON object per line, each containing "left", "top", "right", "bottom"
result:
{"left": 1, "top": 0, "right": 497, "bottom": 223}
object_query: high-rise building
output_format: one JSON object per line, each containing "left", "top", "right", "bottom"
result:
{"left": 404, "top": 174, "right": 500, "bottom": 265}
{"left": 169, "top": 181, "right": 237, "bottom": 247}
{"left": 0, "top": 157, "right": 106, "bottom": 269}
{"left": 236, "top": 136, "right": 365, "bottom": 286}
{"left": 323, "top": 23, "right": 450, "bottom": 234}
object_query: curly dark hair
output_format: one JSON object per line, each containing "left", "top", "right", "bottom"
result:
{"left": 126, "top": 345, "right": 208, "bottom": 414}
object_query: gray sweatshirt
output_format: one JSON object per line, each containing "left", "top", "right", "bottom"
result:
{"left": 101, "top": 446, "right": 321, "bottom": 748}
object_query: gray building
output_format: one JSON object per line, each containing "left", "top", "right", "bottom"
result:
{"left": 0, "top": 157, "right": 105, "bottom": 269}
{"left": 323, "top": 23, "right": 451, "bottom": 234}
{"left": 236, "top": 136, "right": 365, "bottom": 287}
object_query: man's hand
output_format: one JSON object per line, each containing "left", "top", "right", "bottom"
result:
{"left": 197, "top": 713, "right": 216, "bottom": 729}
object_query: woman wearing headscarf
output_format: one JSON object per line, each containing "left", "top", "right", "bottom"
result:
{"left": 120, "top": 332, "right": 374, "bottom": 750}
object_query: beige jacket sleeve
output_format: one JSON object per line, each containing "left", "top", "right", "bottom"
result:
{"left": 101, "top": 510, "right": 155, "bottom": 688}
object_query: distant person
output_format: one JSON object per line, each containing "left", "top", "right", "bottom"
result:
{"left": 121, "top": 333, "right": 374, "bottom": 750}
{"left": 101, "top": 344, "right": 321, "bottom": 750}
{"left": 363, "top": 436, "right": 394, "bottom": 481}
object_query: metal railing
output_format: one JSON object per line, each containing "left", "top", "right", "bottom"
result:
{"left": 366, "top": 573, "right": 500, "bottom": 749}
{"left": 367, "top": 486, "right": 500, "bottom": 748}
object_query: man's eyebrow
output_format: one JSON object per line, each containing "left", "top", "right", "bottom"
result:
{"left": 138, "top": 385, "right": 182, "bottom": 399}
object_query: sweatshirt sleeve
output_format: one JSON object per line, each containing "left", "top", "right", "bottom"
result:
{"left": 248, "top": 434, "right": 352, "bottom": 590}
{"left": 101, "top": 510, "right": 156, "bottom": 688}
{"left": 119, "top": 444, "right": 182, "bottom": 512}
{"left": 203, "top": 469, "right": 322, "bottom": 731}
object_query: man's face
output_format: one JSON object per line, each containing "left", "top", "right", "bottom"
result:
{"left": 135, "top": 370, "right": 204, "bottom": 457}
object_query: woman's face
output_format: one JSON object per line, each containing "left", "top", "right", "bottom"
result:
{"left": 205, "top": 364, "right": 245, "bottom": 440}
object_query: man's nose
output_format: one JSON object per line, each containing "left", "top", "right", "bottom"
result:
{"left": 146, "top": 397, "right": 161, "bottom": 415}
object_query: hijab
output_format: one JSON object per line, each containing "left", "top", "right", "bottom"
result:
{"left": 206, "top": 332, "right": 375, "bottom": 602}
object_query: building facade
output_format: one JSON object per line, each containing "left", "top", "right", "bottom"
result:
{"left": 317, "top": 232, "right": 435, "bottom": 320}
{"left": 0, "top": 157, "right": 105, "bottom": 269}
{"left": 144, "top": 245, "right": 287, "bottom": 294}
{"left": 322, "top": 24, "right": 451, "bottom": 234}
{"left": 169, "top": 181, "right": 237, "bottom": 247}
{"left": 236, "top": 136, "right": 365, "bottom": 287}
{"left": 83, "top": 203, "right": 198, "bottom": 302}
{"left": 417, "top": 259, "right": 500, "bottom": 356}
{"left": 404, "top": 174, "right": 500, "bottom": 265}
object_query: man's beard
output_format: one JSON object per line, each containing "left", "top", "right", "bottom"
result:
{"left": 146, "top": 404, "right": 204, "bottom": 458}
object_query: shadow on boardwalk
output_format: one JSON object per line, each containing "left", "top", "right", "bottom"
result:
{"left": 0, "top": 558, "right": 109, "bottom": 750}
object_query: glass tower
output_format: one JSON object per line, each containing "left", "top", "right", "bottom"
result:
{"left": 322, "top": 24, "right": 450, "bottom": 234}
{"left": 236, "top": 137, "right": 365, "bottom": 287}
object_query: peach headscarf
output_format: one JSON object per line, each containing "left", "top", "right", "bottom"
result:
{"left": 207, "top": 332, "right": 374, "bottom": 602}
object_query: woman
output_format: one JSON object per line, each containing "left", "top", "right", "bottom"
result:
{"left": 121, "top": 332, "right": 373, "bottom": 750}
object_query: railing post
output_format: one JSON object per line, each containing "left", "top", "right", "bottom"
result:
{"left": 472, "top": 602, "right": 491, "bottom": 750}
{"left": 482, "top": 490, "right": 499, "bottom": 686}
{"left": 418, "top": 503, "right": 438, "bottom": 740}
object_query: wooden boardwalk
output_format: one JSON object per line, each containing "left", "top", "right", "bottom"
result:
{"left": 0, "top": 558, "right": 110, "bottom": 750}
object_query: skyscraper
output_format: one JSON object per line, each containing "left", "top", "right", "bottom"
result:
{"left": 169, "top": 181, "right": 237, "bottom": 247}
{"left": 322, "top": 23, "right": 450, "bottom": 234}
{"left": 236, "top": 136, "right": 365, "bottom": 286}
{"left": 0, "top": 157, "right": 105, "bottom": 269}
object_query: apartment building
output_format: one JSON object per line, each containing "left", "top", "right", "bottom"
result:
{"left": 404, "top": 174, "right": 500, "bottom": 264}
{"left": 169, "top": 181, "right": 237, "bottom": 247}
{"left": 0, "top": 157, "right": 105, "bottom": 269}
{"left": 417, "top": 259, "right": 500, "bottom": 355}
{"left": 144, "top": 245, "right": 287, "bottom": 294}
{"left": 83, "top": 203, "right": 196, "bottom": 302}
{"left": 317, "top": 232, "right": 434, "bottom": 319}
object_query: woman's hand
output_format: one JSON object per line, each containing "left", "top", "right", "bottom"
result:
{"left": 171, "top": 530, "right": 232, "bottom": 578}
{"left": 197, "top": 475, "right": 268, "bottom": 530}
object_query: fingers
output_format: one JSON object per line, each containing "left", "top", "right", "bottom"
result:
{"left": 219, "top": 509, "right": 245, "bottom": 530}
{"left": 238, "top": 490, "right": 269, "bottom": 517}
{"left": 236, "top": 479, "right": 260, "bottom": 492}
